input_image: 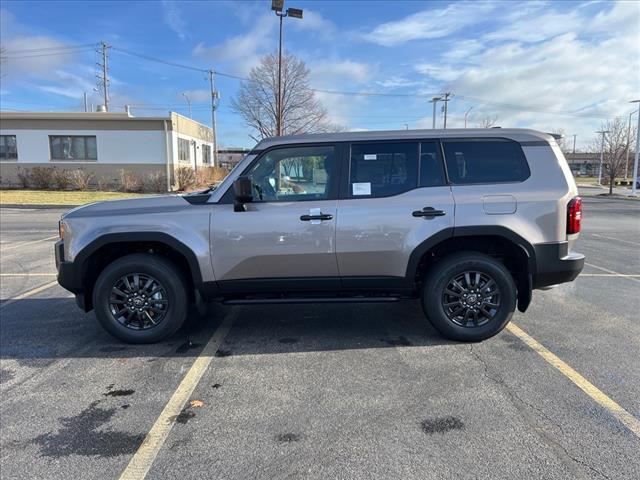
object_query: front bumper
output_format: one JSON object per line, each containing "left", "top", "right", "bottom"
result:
{"left": 55, "top": 240, "right": 83, "bottom": 294}
{"left": 533, "top": 242, "right": 585, "bottom": 289}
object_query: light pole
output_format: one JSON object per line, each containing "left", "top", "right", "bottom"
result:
{"left": 572, "top": 134, "right": 577, "bottom": 154}
{"left": 625, "top": 107, "right": 638, "bottom": 180}
{"left": 631, "top": 100, "right": 640, "bottom": 195}
{"left": 595, "top": 130, "right": 609, "bottom": 186}
{"left": 272, "top": 0, "right": 303, "bottom": 136}
{"left": 429, "top": 96, "right": 442, "bottom": 129}
{"left": 182, "top": 93, "right": 192, "bottom": 118}
{"left": 464, "top": 106, "right": 473, "bottom": 128}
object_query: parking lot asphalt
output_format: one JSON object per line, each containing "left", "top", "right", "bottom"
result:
{"left": 1, "top": 196, "right": 639, "bottom": 480}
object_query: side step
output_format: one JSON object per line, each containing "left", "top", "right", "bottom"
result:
{"left": 222, "top": 296, "right": 400, "bottom": 305}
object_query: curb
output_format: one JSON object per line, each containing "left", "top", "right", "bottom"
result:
{"left": 0, "top": 204, "right": 79, "bottom": 209}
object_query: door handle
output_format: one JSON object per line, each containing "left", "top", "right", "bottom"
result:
{"left": 412, "top": 207, "right": 446, "bottom": 218}
{"left": 300, "top": 213, "right": 333, "bottom": 221}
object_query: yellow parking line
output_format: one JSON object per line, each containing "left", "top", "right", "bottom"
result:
{"left": 1, "top": 235, "right": 59, "bottom": 252}
{"left": 507, "top": 323, "right": 640, "bottom": 438}
{"left": 585, "top": 262, "right": 640, "bottom": 284}
{"left": 0, "top": 280, "right": 59, "bottom": 310}
{"left": 119, "top": 309, "right": 238, "bottom": 480}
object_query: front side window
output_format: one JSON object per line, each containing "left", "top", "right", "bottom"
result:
{"left": 245, "top": 145, "right": 336, "bottom": 202}
{"left": 178, "top": 138, "right": 190, "bottom": 162}
{"left": 202, "top": 144, "right": 211, "bottom": 164}
{"left": 49, "top": 136, "right": 97, "bottom": 161}
{"left": 419, "top": 142, "right": 445, "bottom": 187}
{"left": 442, "top": 139, "right": 530, "bottom": 184}
{"left": 349, "top": 142, "right": 418, "bottom": 197}
{"left": 0, "top": 135, "right": 18, "bottom": 160}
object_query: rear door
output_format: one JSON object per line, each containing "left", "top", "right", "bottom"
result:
{"left": 335, "top": 140, "right": 455, "bottom": 285}
{"left": 210, "top": 144, "right": 341, "bottom": 291}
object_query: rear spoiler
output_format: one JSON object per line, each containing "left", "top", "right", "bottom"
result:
{"left": 547, "top": 132, "right": 564, "bottom": 140}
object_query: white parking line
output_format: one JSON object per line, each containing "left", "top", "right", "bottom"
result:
{"left": 585, "top": 262, "right": 640, "bottom": 284}
{"left": 118, "top": 309, "right": 238, "bottom": 480}
{"left": 579, "top": 273, "right": 640, "bottom": 277}
{"left": 591, "top": 233, "right": 640, "bottom": 247}
{"left": 1, "top": 235, "right": 59, "bottom": 252}
{"left": 0, "top": 273, "right": 57, "bottom": 276}
{"left": 0, "top": 280, "right": 59, "bottom": 310}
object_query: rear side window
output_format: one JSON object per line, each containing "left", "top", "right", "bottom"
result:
{"left": 349, "top": 142, "right": 418, "bottom": 197}
{"left": 442, "top": 139, "right": 530, "bottom": 184}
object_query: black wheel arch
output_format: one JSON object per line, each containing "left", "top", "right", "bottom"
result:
{"left": 72, "top": 232, "right": 203, "bottom": 312}
{"left": 407, "top": 226, "right": 535, "bottom": 312}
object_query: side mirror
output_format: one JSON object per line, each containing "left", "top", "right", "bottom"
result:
{"left": 233, "top": 176, "right": 253, "bottom": 212}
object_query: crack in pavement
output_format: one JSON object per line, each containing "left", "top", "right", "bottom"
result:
{"left": 469, "top": 343, "right": 612, "bottom": 480}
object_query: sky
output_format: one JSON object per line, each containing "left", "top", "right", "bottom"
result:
{"left": 1, "top": 0, "right": 639, "bottom": 149}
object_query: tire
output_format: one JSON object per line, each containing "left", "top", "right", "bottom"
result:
{"left": 421, "top": 252, "right": 516, "bottom": 342}
{"left": 93, "top": 253, "right": 188, "bottom": 344}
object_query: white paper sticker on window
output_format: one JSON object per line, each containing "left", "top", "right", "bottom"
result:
{"left": 352, "top": 182, "right": 371, "bottom": 196}
{"left": 363, "top": 154, "right": 377, "bottom": 160}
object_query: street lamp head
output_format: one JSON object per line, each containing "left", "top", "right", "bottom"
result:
{"left": 630, "top": 99, "right": 640, "bottom": 104}
{"left": 271, "top": 0, "right": 284, "bottom": 12}
{"left": 287, "top": 7, "right": 303, "bottom": 18}
{"left": 431, "top": 96, "right": 442, "bottom": 102}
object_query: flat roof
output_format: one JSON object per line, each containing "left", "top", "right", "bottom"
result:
{"left": 0, "top": 111, "right": 172, "bottom": 121}
{"left": 255, "top": 128, "right": 555, "bottom": 149}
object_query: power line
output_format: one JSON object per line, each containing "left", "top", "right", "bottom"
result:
{"left": 3, "top": 44, "right": 94, "bottom": 54}
{"left": 111, "top": 46, "right": 208, "bottom": 73}
{"left": 3, "top": 48, "right": 94, "bottom": 59}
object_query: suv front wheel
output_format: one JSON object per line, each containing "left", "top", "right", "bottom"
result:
{"left": 422, "top": 252, "right": 516, "bottom": 342}
{"left": 93, "top": 253, "right": 188, "bottom": 344}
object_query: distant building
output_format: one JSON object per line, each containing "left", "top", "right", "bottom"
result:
{"left": 565, "top": 151, "right": 636, "bottom": 177}
{"left": 0, "top": 111, "right": 217, "bottom": 189}
{"left": 217, "top": 147, "right": 251, "bottom": 170}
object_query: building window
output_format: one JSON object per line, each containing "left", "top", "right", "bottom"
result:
{"left": 0, "top": 135, "right": 18, "bottom": 161}
{"left": 178, "top": 138, "right": 191, "bottom": 162}
{"left": 202, "top": 144, "right": 211, "bottom": 164}
{"left": 49, "top": 136, "right": 97, "bottom": 161}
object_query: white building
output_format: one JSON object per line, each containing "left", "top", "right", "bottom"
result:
{"left": 0, "top": 111, "right": 216, "bottom": 189}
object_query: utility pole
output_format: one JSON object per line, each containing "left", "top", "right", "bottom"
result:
{"left": 429, "top": 96, "right": 442, "bottom": 129}
{"left": 464, "top": 106, "right": 473, "bottom": 128}
{"left": 631, "top": 100, "right": 640, "bottom": 195}
{"left": 83, "top": 92, "right": 88, "bottom": 113}
{"left": 442, "top": 92, "right": 451, "bottom": 129}
{"left": 596, "top": 130, "right": 609, "bottom": 186}
{"left": 572, "top": 134, "right": 577, "bottom": 154}
{"left": 96, "top": 41, "right": 110, "bottom": 111}
{"left": 209, "top": 69, "right": 219, "bottom": 168}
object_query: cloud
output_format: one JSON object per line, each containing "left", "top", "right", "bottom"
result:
{"left": 361, "top": 1, "right": 496, "bottom": 46}
{"left": 192, "top": 15, "right": 275, "bottom": 76}
{"left": 309, "top": 59, "right": 371, "bottom": 88}
{"left": 290, "top": 9, "right": 336, "bottom": 37}
{"left": 161, "top": 0, "right": 188, "bottom": 41}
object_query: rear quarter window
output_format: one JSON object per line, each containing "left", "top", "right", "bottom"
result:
{"left": 442, "top": 139, "right": 530, "bottom": 184}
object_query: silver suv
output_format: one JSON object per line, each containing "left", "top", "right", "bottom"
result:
{"left": 55, "top": 129, "right": 584, "bottom": 343}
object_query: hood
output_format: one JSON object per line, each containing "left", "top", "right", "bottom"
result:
{"left": 63, "top": 194, "right": 194, "bottom": 219}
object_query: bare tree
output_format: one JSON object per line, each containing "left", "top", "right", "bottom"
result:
{"left": 551, "top": 128, "right": 570, "bottom": 153}
{"left": 232, "top": 52, "right": 338, "bottom": 141}
{"left": 590, "top": 118, "right": 636, "bottom": 194}
{"left": 477, "top": 115, "right": 498, "bottom": 128}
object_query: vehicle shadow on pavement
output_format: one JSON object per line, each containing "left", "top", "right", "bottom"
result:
{"left": 0, "top": 297, "right": 454, "bottom": 365}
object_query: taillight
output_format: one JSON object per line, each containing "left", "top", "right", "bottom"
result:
{"left": 567, "top": 197, "right": 582, "bottom": 234}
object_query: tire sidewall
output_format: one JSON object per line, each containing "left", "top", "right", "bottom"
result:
{"left": 423, "top": 253, "right": 516, "bottom": 342}
{"left": 93, "top": 254, "right": 188, "bottom": 344}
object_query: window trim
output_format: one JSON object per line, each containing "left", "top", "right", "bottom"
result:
{"left": 48, "top": 135, "right": 97, "bottom": 162}
{"left": 220, "top": 141, "right": 343, "bottom": 204}
{"left": 0, "top": 135, "right": 19, "bottom": 161}
{"left": 440, "top": 137, "right": 531, "bottom": 186}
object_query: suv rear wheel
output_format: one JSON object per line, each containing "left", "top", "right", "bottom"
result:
{"left": 422, "top": 252, "right": 516, "bottom": 342}
{"left": 93, "top": 253, "right": 188, "bottom": 344}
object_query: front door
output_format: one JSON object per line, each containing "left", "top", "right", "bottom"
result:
{"left": 336, "top": 140, "right": 455, "bottom": 284}
{"left": 210, "top": 144, "right": 341, "bottom": 291}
